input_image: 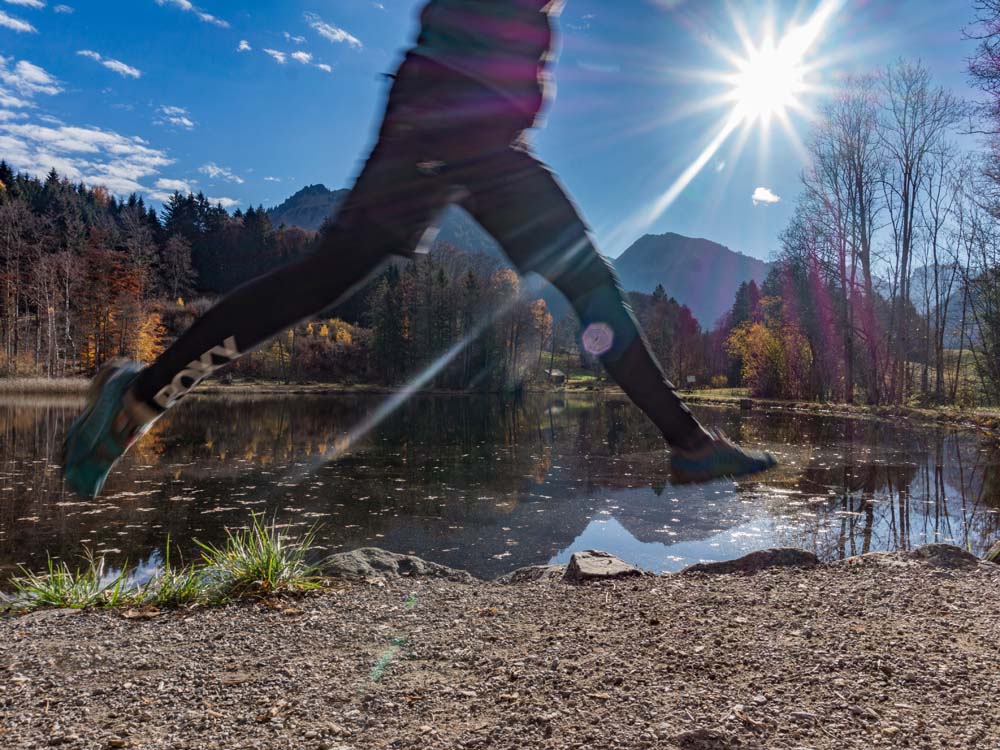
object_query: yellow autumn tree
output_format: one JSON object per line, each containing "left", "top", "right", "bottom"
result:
{"left": 135, "top": 311, "right": 167, "bottom": 362}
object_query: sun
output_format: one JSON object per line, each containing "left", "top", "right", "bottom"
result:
{"left": 728, "top": 37, "right": 808, "bottom": 124}
{"left": 720, "top": 1, "right": 841, "bottom": 126}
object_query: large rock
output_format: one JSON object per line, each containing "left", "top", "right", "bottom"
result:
{"left": 322, "top": 548, "right": 476, "bottom": 583}
{"left": 564, "top": 550, "right": 644, "bottom": 583}
{"left": 495, "top": 565, "right": 566, "bottom": 584}
{"left": 681, "top": 548, "right": 819, "bottom": 575}
{"left": 908, "top": 544, "right": 980, "bottom": 569}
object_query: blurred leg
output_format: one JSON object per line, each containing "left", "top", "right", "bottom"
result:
{"left": 464, "top": 145, "right": 709, "bottom": 450}
{"left": 132, "top": 70, "right": 457, "bottom": 410}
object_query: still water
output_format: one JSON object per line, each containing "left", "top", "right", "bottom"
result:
{"left": 1, "top": 393, "right": 998, "bottom": 580}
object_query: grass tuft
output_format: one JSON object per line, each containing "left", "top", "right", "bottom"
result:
{"left": 9, "top": 550, "right": 130, "bottom": 610}
{"left": 2, "top": 514, "right": 324, "bottom": 613}
{"left": 196, "top": 513, "right": 321, "bottom": 597}
{"left": 137, "top": 536, "right": 208, "bottom": 608}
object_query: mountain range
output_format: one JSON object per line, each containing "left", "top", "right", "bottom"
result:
{"left": 268, "top": 185, "right": 770, "bottom": 326}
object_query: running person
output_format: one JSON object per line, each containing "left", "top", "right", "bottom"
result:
{"left": 62, "top": 0, "right": 776, "bottom": 497}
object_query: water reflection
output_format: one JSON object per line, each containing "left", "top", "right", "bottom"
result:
{"left": 0, "top": 394, "right": 998, "bottom": 580}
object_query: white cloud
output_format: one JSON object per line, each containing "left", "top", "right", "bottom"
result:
{"left": 752, "top": 186, "right": 781, "bottom": 205}
{"left": 208, "top": 196, "right": 239, "bottom": 208}
{"left": 154, "top": 0, "right": 228, "bottom": 28}
{"left": 4, "top": 0, "right": 45, "bottom": 8}
{"left": 155, "top": 104, "right": 195, "bottom": 130}
{"left": 237, "top": 39, "right": 251, "bottom": 52}
{"left": 291, "top": 51, "right": 312, "bottom": 65}
{"left": 315, "top": 63, "right": 332, "bottom": 73}
{"left": 53, "top": 3, "right": 71, "bottom": 11}
{"left": 262, "top": 48, "right": 287, "bottom": 64}
{"left": 154, "top": 177, "right": 192, "bottom": 194}
{"left": 0, "top": 118, "right": 174, "bottom": 197}
{"left": 199, "top": 161, "right": 244, "bottom": 184}
{"left": 304, "top": 12, "right": 361, "bottom": 49}
{"left": 0, "top": 9, "right": 36, "bottom": 32}
{"left": 263, "top": 176, "right": 281, "bottom": 182}
{"left": 77, "top": 50, "right": 142, "bottom": 79}
{"left": 283, "top": 31, "right": 305, "bottom": 44}
{"left": 0, "top": 56, "right": 61, "bottom": 102}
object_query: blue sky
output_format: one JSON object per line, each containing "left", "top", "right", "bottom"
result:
{"left": 0, "top": 0, "right": 981, "bottom": 260}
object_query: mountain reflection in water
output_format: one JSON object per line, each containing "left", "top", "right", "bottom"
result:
{"left": 1, "top": 394, "right": 998, "bottom": 580}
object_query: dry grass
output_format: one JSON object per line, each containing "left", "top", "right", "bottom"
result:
{"left": 0, "top": 377, "right": 89, "bottom": 394}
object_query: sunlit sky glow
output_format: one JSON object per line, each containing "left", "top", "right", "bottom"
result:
{"left": 0, "top": 0, "right": 976, "bottom": 260}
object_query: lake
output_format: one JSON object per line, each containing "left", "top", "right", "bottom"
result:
{"left": 1, "top": 393, "right": 998, "bottom": 581}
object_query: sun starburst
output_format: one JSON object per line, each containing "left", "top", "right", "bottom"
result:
{"left": 605, "top": 0, "right": 843, "bottom": 252}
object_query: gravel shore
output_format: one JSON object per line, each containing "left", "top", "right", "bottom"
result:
{"left": 3, "top": 548, "right": 1000, "bottom": 750}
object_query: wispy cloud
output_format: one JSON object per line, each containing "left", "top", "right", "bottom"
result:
{"left": 53, "top": 3, "right": 71, "bottom": 11}
{"left": 0, "top": 56, "right": 61, "bottom": 104}
{"left": 199, "top": 162, "right": 244, "bottom": 184}
{"left": 154, "top": 177, "right": 192, "bottom": 195}
{"left": 77, "top": 50, "right": 142, "bottom": 79}
{"left": 155, "top": 104, "right": 194, "bottom": 130}
{"left": 283, "top": 31, "right": 305, "bottom": 44}
{"left": 263, "top": 46, "right": 330, "bottom": 73}
{"left": 237, "top": 39, "right": 250, "bottom": 52}
{"left": 0, "top": 9, "right": 36, "bottom": 32}
{"left": 752, "top": 186, "right": 781, "bottom": 205}
{"left": 263, "top": 176, "right": 281, "bottom": 182}
{"left": 262, "top": 48, "right": 287, "bottom": 64}
{"left": 304, "top": 12, "right": 361, "bottom": 49}
{"left": 154, "top": 0, "right": 228, "bottom": 29}
{"left": 4, "top": 0, "right": 45, "bottom": 8}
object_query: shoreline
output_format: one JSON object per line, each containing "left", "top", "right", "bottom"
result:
{"left": 2, "top": 377, "right": 999, "bottom": 439}
{"left": 2, "top": 545, "right": 999, "bottom": 749}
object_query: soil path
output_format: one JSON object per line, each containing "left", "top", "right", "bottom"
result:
{"left": 3, "top": 552, "right": 999, "bottom": 749}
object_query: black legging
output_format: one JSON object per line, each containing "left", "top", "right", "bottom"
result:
{"left": 132, "top": 56, "right": 707, "bottom": 450}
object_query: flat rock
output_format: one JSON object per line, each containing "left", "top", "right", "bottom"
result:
{"left": 908, "top": 544, "right": 981, "bottom": 569}
{"left": 495, "top": 565, "right": 566, "bottom": 584}
{"left": 321, "top": 547, "right": 477, "bottom": 583}
{"left": 564, "top": 550, "right": 644, "bottom": 583}
{"left": 681, "top": 548, "right": 819, "bottom": 575}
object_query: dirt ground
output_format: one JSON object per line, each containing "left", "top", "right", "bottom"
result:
{"left": 2, "top": 549, "right": 999, "bottom": 750}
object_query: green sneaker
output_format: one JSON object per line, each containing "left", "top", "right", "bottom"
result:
{"left": 61, "top": 359, "right": 159, "bottom": 498}
{"left": 670, "top": 429, "right": 777, "bottom": 484}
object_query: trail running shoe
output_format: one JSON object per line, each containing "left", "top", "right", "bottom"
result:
{"left": 670, "top": 429, "right": 777, "bottom": 484}
{"left": 61, "top": 359, "right": 158, "bottom": 498}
